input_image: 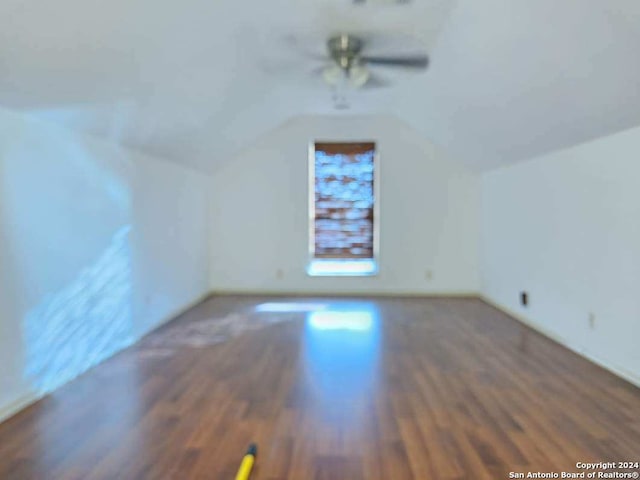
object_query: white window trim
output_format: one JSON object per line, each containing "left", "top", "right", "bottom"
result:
{"left": 307, "top": 140, "right": 380, "bottom": 277}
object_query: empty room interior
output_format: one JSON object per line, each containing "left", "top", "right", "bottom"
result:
{"left": 1, "top": 0, "right": 639, "bottom": 479}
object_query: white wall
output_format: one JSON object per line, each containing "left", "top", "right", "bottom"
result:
{"left": 0, "top": 107, "right": 211, "bottom": 421}
{"left": 209, "top": 115, "right": 480, "bottom": 294}
{"left": 481, "top": 126, "right": 640, "bottom": 386}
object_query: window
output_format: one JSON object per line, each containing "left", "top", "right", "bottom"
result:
{"left": 308, "top": 141, "right": 378, "bottom": 276}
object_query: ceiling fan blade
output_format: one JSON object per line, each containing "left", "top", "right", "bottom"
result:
{"left": 305, "top": 52, "right": 331, "bottom": 62}
{"left": 357, "top": 32, "right": 426, "bottom": 55}
{"left": 362, "top": 72, "right": 392, "bottom": 89}
{"left": 281, "top": 33, "right": 329, "bottom": 62}
{"left": 310, "top": 64, "right": 328, "bottom": 76}
{"left": 361, "top": 55, "right": 429, "bottom": 69}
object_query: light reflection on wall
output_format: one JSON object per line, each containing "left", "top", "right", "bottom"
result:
{"left": 24, "top": 225, "right": 134, "bottom": 394}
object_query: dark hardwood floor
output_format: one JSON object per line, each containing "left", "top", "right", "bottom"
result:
{"left": 0, "top": 296, "right": 638, "bottom": 479}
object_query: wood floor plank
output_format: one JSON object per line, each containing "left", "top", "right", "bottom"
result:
{"left": 0, "top": 296, "right": 638, "bottom": 479}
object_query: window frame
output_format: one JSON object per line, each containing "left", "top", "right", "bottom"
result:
{"left": 307, "top": 140, "right": 380, "bottom": 277}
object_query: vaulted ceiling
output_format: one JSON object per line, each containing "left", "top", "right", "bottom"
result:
{"left": 1, "top": 0, "right": 639, "bottom": 171}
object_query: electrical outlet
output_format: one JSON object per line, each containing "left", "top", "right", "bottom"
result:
{"left": 276, "top": 268, "right": 284, "bottom": 280}
{"left": 520, "top": 291, "right": 528, "bottom": 307}
{"left": 588, "top": 312, "right": 596, "bottom": 330}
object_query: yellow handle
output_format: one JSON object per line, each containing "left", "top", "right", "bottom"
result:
{"left": 234, "top": 444, "right": 256, "bottom": 480}
{"left": 234, "top": 454, "right": 254, "bottom": 480}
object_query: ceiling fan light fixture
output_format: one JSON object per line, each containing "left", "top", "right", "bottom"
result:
{"left": 349, "top": 63, "right": 370, "bottom": 88}
{"left": 323, "top": 62, "right": 370, "bottom": 89}
{"left": 322, "top": 64, "right": 344, "bottom": 86}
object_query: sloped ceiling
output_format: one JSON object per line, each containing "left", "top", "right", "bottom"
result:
{"left": 1, "top": 0, "right": 639, "bottom": 171}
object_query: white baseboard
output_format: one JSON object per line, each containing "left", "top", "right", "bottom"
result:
{"left": 209, "top": 289, "right": 480, "bottom": 298}
{"left": 480, "top": 295, "right": 640, "bottom": 389}
{"left": 0, "top": 391, "right": 43, "bottom": 424}
{"left": 136, "top": 290, "right": 214, "bottom": 339}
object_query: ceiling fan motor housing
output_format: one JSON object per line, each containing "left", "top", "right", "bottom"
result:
{"left": 328, "top": 34, "right": 364, "bottom": 69}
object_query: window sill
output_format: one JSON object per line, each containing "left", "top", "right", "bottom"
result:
{"left": 306, "top": 259, "right": 378, "bottom": 277}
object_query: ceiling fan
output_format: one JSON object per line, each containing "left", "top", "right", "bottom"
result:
{"left": 312, "top": 33, "right": 429, "bottom": 108}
